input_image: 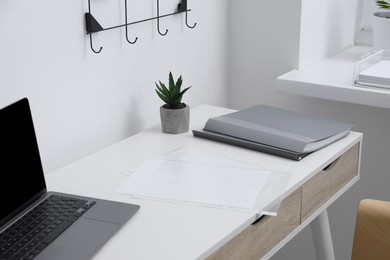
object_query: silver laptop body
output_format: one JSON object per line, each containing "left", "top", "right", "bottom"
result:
{"left": 0, "top": 98, "right": 140, "bottom": 260}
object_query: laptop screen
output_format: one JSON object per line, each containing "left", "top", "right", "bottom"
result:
{"left": 0, "top": 98, "right": 47, "bottom": 226}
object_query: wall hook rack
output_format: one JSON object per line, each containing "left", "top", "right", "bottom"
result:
{"left": 85, "top": 0, "right": 197, "bottom": 54}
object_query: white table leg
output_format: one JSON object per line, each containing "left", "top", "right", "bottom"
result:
{"left": 311, "top": 209, "right": 335, "bottom": 260}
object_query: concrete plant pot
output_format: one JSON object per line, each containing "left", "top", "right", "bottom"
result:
{"left": 160, "top": 104, "right": 190, "bottom": 134}
{"left": 373, "top": 11, "right": 390, "bottom": 50}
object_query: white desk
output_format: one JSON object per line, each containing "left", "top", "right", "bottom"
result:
{"left": 46, "top": 105, "right": 362, "bottom": 260}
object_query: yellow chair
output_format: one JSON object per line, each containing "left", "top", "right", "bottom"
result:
{"left": 351, "top": 199, "right": 390, "bottom": 260}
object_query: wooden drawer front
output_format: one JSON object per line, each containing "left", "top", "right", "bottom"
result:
{"left": 301, "top": 170, "right": 330, "bottom": 222}
{"left": 301, "top": 142, "right": 360, "bottom": 222}
{"left": 328, "top": 143, "right": 360, "bottom": 196}
{"left": 207, "top": 189, "right": 301, "bottom": 260}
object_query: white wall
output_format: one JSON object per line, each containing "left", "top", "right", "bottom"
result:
{"left": 299, "top": 0, "right": 358, "bottom": 67}
{"left": 229, "top": 0, "right": 390, "bottom": 259}
{"left": 228, "top": 0, "right": 301, "bottom": 108}
{"left": 0, "top": 0, "right": 229, "bottom": 172}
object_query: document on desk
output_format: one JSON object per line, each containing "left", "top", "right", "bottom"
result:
{"left": 117, "top": 147, "right": 290, "bottom": 215}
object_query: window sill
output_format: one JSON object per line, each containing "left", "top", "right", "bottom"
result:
{"left": 276, "top": 45, "right": 390, "bottom": 109}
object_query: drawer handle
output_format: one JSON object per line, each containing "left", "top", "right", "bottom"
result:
{"left": 251, "top": 215, "right": 265, "bottom": 225}
{"left": 323, "top": 157, "right": 341, "bottom": 172}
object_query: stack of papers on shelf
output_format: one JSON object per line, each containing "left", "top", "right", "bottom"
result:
{"left": 354, "top": 49, "right": 390, "bottom": 89}
{"left": 193, "top": 105, "right": 353, "bottom": 161}
{"left": 356, "top": 60, "right": 390, "bottom": 89}
{"left": 117, "top": 147, "right": 290, "bottom": 215}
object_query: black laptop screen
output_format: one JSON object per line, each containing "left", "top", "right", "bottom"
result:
{"left": 0, "top": 98, "right": 46, "bottom": 226}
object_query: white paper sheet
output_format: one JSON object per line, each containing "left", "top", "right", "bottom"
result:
{"left": 160, "top": 146, "right": 264, "bottom": 169}
{"left": 117, "top": 147, "right": 290, "bottom": 212}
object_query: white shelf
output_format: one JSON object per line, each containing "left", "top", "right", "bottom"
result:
{"left": 276, "top": 45, "right": 390, "bottom": 109}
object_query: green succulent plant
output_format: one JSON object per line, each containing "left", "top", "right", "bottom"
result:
{"left": 376, "top": 0, "right": 390, "bottom": 9}
{"left": 155, "top": 72, "right": 191, "bottom": 109}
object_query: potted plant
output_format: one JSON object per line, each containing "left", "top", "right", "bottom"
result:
{"left": 155, "top": 72, "right": 191, "bottom": 134}
{"left": 373, "top": 1, "right": 390, "bottom": 49}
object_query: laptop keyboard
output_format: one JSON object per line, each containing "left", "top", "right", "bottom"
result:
{"left": 0, "top": 195, "right": 96, "bottom": 260}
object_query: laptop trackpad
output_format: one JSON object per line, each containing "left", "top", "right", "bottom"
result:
{"left": 54, "top": 218, "right": 119, "bottom": 250}
{"left": 37, "top": 219, "right": 119, "bottom": 260}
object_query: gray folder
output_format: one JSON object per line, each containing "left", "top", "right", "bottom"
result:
{"left": 193, "top": 105, "right": 353, "bottom": 160}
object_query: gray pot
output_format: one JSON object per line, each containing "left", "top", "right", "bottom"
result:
{"left": 160, "top": 104, "right": 190, "bottom": 134}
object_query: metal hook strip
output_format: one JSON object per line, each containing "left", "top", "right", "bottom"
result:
{"left": 86, "top": 0, "right": 196, "bottom": 52}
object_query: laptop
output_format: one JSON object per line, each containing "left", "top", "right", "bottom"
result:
{"left": 0, "top": 98, "right": 140, "bottom": 260}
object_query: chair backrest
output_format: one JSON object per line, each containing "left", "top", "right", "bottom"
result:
{"left": 351, "top": 199, "right": 390, "bottom": 260}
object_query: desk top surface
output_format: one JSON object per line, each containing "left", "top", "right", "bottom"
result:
{"left": 46, "top": 105, "right": 362, "bottom": 260}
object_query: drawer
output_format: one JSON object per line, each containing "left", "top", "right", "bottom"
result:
{"left": 301, "top": 142, "right": 360, "bottom": 222}
{"left": 207, "top": 188, "right": 301, "bottom": 260}
{"left": 301, "top": 170, "right": 330, "bottom": 222}
{"left": 328, "top": 143, "right": 360, "bottom": 196}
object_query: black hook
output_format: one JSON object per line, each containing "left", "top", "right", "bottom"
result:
{"left": 87, "top": 0, "right": 103, "bottom": 53}
{"left": 156, "top": 0, "right": 168, "bottom": 36}
{"left": 185, "top": 10, "right": 197, "bottom": 29}
{"left": 124, "top": 0, "right": 138, "bottom": 44}
{"left": 89, "top": 33, "right": 103, "bottom": 53}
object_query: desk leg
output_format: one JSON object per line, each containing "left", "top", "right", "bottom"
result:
{"left": 311, "top": 209, "right": 335, "bottom": 260}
